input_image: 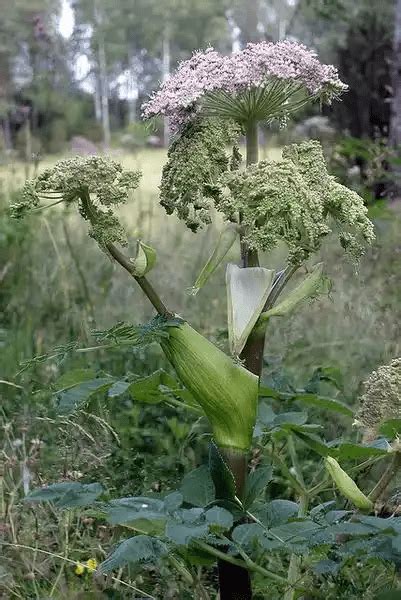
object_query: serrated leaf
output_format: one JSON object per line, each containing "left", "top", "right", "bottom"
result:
{"left": 105, "top": 496, "right": 165, "bottom": 528}
{"left": 292, "top": 393, "right": 353, "bottom": 417}
{"left": 55, "top": 368, "right": 96, "bottom": 389}
{"left": 271, "top": 412, "right": 308, "bottom": 428}
{"left": 336, "top": 440, "right": 391, "bottom": 460}
{"left": 232, "top": 522, "right": 265, "bottom": 547}
{"left": 107, "top": 380, "right": 130, "bottom": 398}
{"left": 291, "top": 430, "right": 330, "bottom": 457}
{"left": 244, "top": 466, "right": 273, "bottom": 508}
{"left": 55, "top": 377, "right": 114, "bottom": 414}
{"left": 209, "top": 442, "right": 236, "bottom": 501}
{"left": 25, "top": 482, "right": 103, "bottom": 508}
{"left": 165, "top": 520, "right": 209, "bottom": 545}
{"left": 128, "top": 370, "right": 178, "bottom": 404}
{"left": 163, "top": 492, "right": 183, "bottom": 512}
{"left": 181, "top": 466, "right": 215, "bottom": 508}
{"left": 205, "top": 506, "right": 233, "bottom": 530}
{"left": 255, "top": 499, "right": 299, "bottom": 528}
{"left": 313, "top": 559, "right": 341, "bottom": 575}
{"left": 100, "top": 535, "right": 168, "bottom": 572}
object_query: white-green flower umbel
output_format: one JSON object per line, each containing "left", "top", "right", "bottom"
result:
{"left": 355, "top": 358, "right": 401, "bottom": 441}
{"left": 219, "top": 140, "right": 374, "bottom": 264}
{"left": 10, "top": 156, "right": 141, "bottom": 249}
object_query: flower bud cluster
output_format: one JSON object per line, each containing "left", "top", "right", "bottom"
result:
{"left": 355, "top": 358, "right": 401, "bottom": 440}
{"left": 220, "top": 140, "right": 374, "bottom": 263}
{"left": 160, "top": 118, "right": 241, "bottom": 231}
{"left": 11, "top": 156, "right": 141, "bottom": 248}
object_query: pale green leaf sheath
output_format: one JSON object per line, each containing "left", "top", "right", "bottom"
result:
{"left": 160, "top": 322, "right": 258, "bottom": 452}
{"left": 226, "top": 264, "right": 275, "bottom": 355}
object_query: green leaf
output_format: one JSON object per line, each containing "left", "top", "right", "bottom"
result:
{"left": 55, "top": 377, "right": 114, "bottom": 414}
{"left": 336, "top": 440, "right": 391, "bottom": 460}
{"left": 313, "top": 559, "right": 341, "bottom": 575}
{"left": 107, "top": 380, "right": 130, "bottom": 398}
{"left": 205, "top": 506, "right": 233, "bottom": 530}
{"left": 232, "top": 523, "right": 265, "bottom": 547}
{"left": 99, "top": 535, "right": 168, "bottom": 572}
{"left": 244, "top": 466, "right": 273, "bottom": 509}
{"left": 181, "top": 466, "right": 215, "bottom": 508}
{"left": 209, "top": 442, "right": 236, "bottom": 501}
{"left": 189, "top": 223, "right": 239, "bottom": 295}
{"left": 291, "top": 393, "right": 353, "bottom": 417}
{"left": 25, "top": 482, "right": 103, "bottom": 508}
{"left": 105, "top": 497, "right": 165, "bottom": 527}
{"left": 163, "top": 492, "right": 183, "bottom": 512}
{"left": 379, "top": 419, "right": 401, "bottom": 439}
{"left": 258, "top": 499, "right": 299, "bottom": 528}
{"left": 291, "top": 430, "right": 330, "bottom": 457}
{"left": 166, "top": 520, "right": 209, "bottom": 545}
{"left": 305, "top": 366, "right": 344, "bottom": 393}
{"left": 55, "top": 368, "right": 96, "bottom": 389}
{"left": 128, "top": 369, "right": 179, "bottom": 404}
{"left": 258, "top": 385, "right": 280, "bottom": 400}
{"left": 271, "top": 412, "right": 308, "bottom": 428}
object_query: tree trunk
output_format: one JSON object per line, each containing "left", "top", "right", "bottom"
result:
{"left": 95, "top": 0, "right": 111, "bottom": 149}
{"left": 162, "top": 24, "right": 171, "bottom": 147}
{"left": 390, "top": 0, "right": 401, "bottom": 195}
{"left": 391, "top": 0, "right": 401, "bottom": 140}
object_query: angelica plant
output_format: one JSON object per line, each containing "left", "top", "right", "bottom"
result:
{"left": 13, "top": 41, "right": 401, "bottom": 600}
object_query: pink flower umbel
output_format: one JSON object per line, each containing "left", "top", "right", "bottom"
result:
{"left": 142, "top": 41, "right": 347, "bottom": 132}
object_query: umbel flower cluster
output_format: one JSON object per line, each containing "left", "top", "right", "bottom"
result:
{"left": 11, "top": 156, "right": 141, "bottom": 248}
{"left": 355, "top": 358, "right": 401, "bottom": 441}
{"left": 160, "top": 117, "right": 241, "bottom": 231}
{"left": 221, "top": 140, "right": 375, "bottom": 263}
{"left": 161, "top": 134, "right": 374, "bottom": 262}
{"left": 142, "top": 41, "right": 347, "bottom": 131}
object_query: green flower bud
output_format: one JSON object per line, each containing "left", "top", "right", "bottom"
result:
{"left": 259, "top": 263, "right": 325, "bottom": 321}
{"left": 160, "top": 322, "right": 258, "bottom": 451}
{"left": 188, "top": 223, "right": 239, "bottom": 295}
{"left": 130, "top": 241, "right": 157, "bottom": 277}
{"left": 325, "top": 456, "right": 373, "bottom": 511}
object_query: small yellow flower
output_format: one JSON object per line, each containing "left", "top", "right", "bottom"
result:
{"left": 74, "top": 563, "right": 85, "bottom": 576}
{"left": 86, "top": 558, "right": 98, "bottom": 572}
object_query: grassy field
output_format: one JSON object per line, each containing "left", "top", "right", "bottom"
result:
{"left": 1, "top": 147, "right": 401, "bottom": 598}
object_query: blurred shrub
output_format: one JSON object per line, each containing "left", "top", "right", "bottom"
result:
{"left": 328, "top": 136, "right": 393, "bottom": 202}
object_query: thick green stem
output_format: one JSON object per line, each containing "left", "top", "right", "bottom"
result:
{"left": 217, "top": 120, "right": 261, "bottom": 600}
{"left": 284, "top": 437, "right": 309, "bottom": 600}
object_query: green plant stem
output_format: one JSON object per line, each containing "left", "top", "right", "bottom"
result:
{"left": 79, "top": 190, "right": 170, "bottom": 316}
{"left": 196, "top": 540, "right": 287, "bottom": 586}
{"left": 271, "top": 451, "right": 308, "bottom": 498}
{"left": 284, "top": 437, "right": 309, "bottom": 600}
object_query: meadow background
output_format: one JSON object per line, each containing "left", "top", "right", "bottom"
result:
{"left": 2, "top": 0, "right": 401, "bottom": 598}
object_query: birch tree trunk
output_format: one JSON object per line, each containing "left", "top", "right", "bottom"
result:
{"left": 162, "top": 24, "right": 171, "bottom": 147}
{"left": 389, "top": 0, "right": 401, "bottom": 195}
{"left": 94, "top": 0, "right": 111, "bottom": 149}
